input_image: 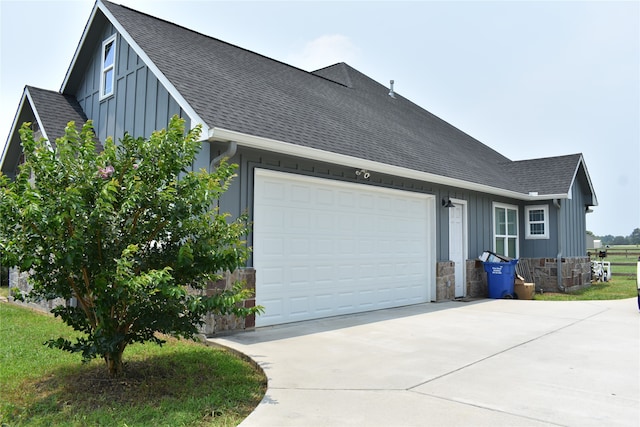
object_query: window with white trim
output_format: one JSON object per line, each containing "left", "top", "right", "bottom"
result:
{"left": 100, "top": 35, "right": 116, "bottom": 99}
{"left": 493, "top": 203, "right": 518, "bottom": 258}
{"left": 525, "top": 205, "right": 549, "bottom": 239}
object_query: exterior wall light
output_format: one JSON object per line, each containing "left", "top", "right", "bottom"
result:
{"left": 355, "top": 169, "right": 370, "bottom": 179}
{"left": 442, "top": 198, "right": 455, "bottom": 208}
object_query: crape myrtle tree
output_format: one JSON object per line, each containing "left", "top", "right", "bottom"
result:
{"left": 0, "top": 116, "right": 261, "bottom": 377}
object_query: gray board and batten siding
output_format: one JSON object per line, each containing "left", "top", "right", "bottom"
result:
{"left": 211, "top": 144, "right": 582, "bottom": 267}
{"left": 63, "top": 11, "right": 589, "bottom": 266}
{"left": 70, "top": 21, "right": 190, "bottom": 147}
{"left": 560, "top": 175, "right": 589, "bottom": 257}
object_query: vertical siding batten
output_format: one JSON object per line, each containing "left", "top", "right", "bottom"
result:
{"left": 72, "top": 22, "right": 188, "bottom": 144}
{"left": 134, "top": 67, "right": 146, "bottom": 138}
{"left": 221, "top": 146, "right": 528, "bottom": 268}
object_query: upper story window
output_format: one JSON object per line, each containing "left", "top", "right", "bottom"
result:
{"left": 493, "top": 202, "right": 518, "bottom": 258}
{"left": 525, "top": 205, "right": 549, "bottom": 239}
{"left": 100, "top": 35, "right": 116, "bottom": 99}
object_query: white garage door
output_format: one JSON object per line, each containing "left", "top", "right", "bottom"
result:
{"left": 254, "top": 169, "right": 435, "bottom": 327}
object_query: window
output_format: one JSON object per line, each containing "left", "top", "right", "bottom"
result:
{"left": 100, "top": 35, "right": 116, "bottom": 99}
{"left": 525, "top": 205, "right": 549, "bottom": 239}
{"left": 493, "top": 203, "right": 518, "bottom": 258}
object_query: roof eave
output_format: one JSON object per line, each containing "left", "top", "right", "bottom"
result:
{"left": 208, "top": 127, "right": 569, "bottom": 202}
{"left": 60, "top": 1, "right": 100, "bottom": 94}
{"left": 574, "top": 154, "right": 598, "bottom": 207}
{"left": 24, "top": 88, "right": 51, "bottom": 143}
{"left": 1, "top": 88, "right": 51, "bottom": 171}
{"left": 0, "top": 90, "right": 27, "bottom": 171}
{"left": 98, "top": 1, "right": 208, "bottom": 135}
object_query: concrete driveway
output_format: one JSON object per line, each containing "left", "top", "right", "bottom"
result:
{"left": 211, "top": 298, "right": 639, "bottom": 426}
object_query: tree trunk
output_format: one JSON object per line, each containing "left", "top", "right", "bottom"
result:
{"left": 104, "top": 350, "right": 124, "bottom": 377}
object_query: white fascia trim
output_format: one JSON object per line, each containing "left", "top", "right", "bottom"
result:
{"left": 62, "top": 0, "right": 209, "bottom": 135}
{"left": 573, "top": 154, "right": 598, "bottom": 207}
{"left": 0, "top": 90, "right": 29, "bottom": 170}
{"left": 209, "top": 127, "right": 569, "bottom": 201}
{"left": 24, "top": 89, "right": 54, "bottom": 153}
{"left": 24, "top": 89, "right": 50, "bottom": 145}
{"left": 0, "top": 88, "right": 53, "bottom": 170}
{"left": 60, "top": 2, "right": 100, "bottom": 94}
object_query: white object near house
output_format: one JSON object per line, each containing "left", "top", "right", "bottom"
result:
{"left": 636, "top": 256, "right": 639, "bottom": 310}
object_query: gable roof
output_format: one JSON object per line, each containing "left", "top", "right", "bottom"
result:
{"left": 8, "top": 0, "right": 596, "bottom": 205}
{"left": 504, "top": 154, "right": 597, "bottom": 204}
{"left": 93, "top": 1, "right": 525, "bottom": 193}
{"left": 25, "top": 86, "right": 88, "bottom": 144}
{"left": 0, "top": 86, "right": 87, "bottom": 177}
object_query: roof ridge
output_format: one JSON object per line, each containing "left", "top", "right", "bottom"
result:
{"left": 102, "top": 0, "right": 335, "bottom": 86}
{"left": 90, "top": 2, "right": 567, "bottom": 196}
{"left": 311, "top": 63, "right": 353, "bottom": 88}
{"left": 509, "top": 153, "right": 582, "bottom": 164}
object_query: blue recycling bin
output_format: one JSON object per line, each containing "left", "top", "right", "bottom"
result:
{"left": 483, "top": 259, "right": 518, "bottom": 299}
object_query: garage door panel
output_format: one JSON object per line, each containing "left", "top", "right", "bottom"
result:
{"left": 358, "top": 193, "right": 375, "bottom": 209}
{"left": 315, "top": 294, "right": 333, "bottom": 312}
{"left": 291, "top": 184, "right": 311, "bottom": 202}
{"left": 290, "top": 238, "right": 309, "bottom": 255}
{"left": 337, "top": 190, "right": 355, "bottom": 207}
{"left": 260, "top": 299, "right": 285, "bottom": 324}
{"left": 254, "top": 169, "right": 433, "bottom": 327}
{"left": 290, "top": 296, "right": 309, "bottom": 315}
{"left": 262, "top": 181, "right": 286, "bottom": 199}
{"left": 338, "top": 238, "right": 356, "bottom": 255}
{"left": 261, "top": 265, "right": 284, "bottom": 283}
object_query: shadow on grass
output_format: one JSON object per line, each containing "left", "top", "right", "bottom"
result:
{"left": 8, "top": 346, "right": 267, "bottom": 426}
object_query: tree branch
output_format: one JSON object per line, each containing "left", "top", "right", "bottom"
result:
{"left": 67, "top": 275, "right": 96, "bottom": 329}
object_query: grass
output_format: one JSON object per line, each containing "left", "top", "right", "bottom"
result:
{"left": 534, "top": 276, "right": 637, "bottom": 301}
{"left": 0, "top": 302, "right": 266, "bottom": 426}
{"left": 534, "top": 245, "right": 638, "bottom": 301}
{"left": 2, "top": 245, "right": 637, "bottom": 423}
{"left": 534, "top": 258, "right": 637, "bottom": 301}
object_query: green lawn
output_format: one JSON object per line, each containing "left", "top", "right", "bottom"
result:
{"left": 0, "top": 303, "right": 266, "bottom": 426}
{"left": 533, "top": 245, "right": 639, "bottom": 301}
{"left": 534, "top": 277, "right": 637, "bottom": 301}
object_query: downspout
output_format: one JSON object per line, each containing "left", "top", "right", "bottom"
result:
{"left": 553, "top": 199, "right": 565, "bottom": 292}
{"left": 209, "top": 141, "right": 237, "bottom": 171}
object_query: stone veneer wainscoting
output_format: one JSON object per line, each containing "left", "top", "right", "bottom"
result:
{"left": 199, "top": 268, "right": 257, "bottom": 336}
{"left": 9, "top": 266, "right": 258, "bottom": 335}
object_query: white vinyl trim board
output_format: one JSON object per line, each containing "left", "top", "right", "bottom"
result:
{"left": 253, "top": 169, "right": 435, "bottom": 327}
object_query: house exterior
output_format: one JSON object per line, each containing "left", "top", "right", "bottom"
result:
{"left": 0, "top": 0, "right": 597, "bottom": 332}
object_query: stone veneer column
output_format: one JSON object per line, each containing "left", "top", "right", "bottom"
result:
{"left": 435, "top": 261, "right": 455, "bottom": 301}
{"left": 200, "top": 268, "right": 256, "bottom": 336}
{"left": 466, "top": 260, "right": 487, "bottom": 298}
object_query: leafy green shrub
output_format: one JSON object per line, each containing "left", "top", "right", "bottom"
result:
{"left": 0, "top": 116, "right": 261, "bottom": 376}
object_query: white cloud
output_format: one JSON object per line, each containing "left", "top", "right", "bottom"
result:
{"left": 287, "top": 34, "right": 360, "bottom": 72}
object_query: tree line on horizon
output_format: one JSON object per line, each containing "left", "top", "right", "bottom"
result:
{"left": 588, "top": 228, "right": 640, "bottom": 246}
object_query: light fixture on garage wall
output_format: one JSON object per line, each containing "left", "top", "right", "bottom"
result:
{"left": 355, "top": 169, "right": 370, "bottom": 179}
{"left": 442, "top": 197, "right": 455, "bottom": 208}
{"left": 441, "top": 190, "right": 455, "bottom": 208}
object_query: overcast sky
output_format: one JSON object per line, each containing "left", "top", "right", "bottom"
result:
{"left": 1, "top": 0, "right": 638, "bottom": 237}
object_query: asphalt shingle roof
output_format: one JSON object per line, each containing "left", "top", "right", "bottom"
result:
{"left": 96, "top": 1, "right": 589, "bottom": 197}
{"left": 503, "top": 154, "right": 583, "bottom": 196}
{"left": 27, "top": 86, "right": 88, "bottom": 145}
